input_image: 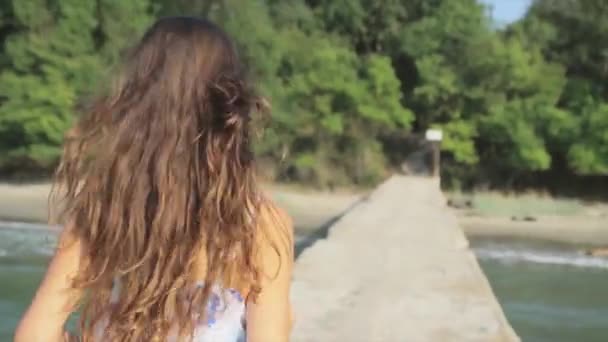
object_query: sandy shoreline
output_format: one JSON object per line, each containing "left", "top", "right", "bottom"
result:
{"left": 0, "top": 183, "right": 50, "bottom": 224}
{"left": 459, "top": 214, "right": 608, "bottom": 246}
{"left": 0, "top": 182, "right": 363, "bottom": 234}
{"left": 1, "top": 182, "right": 606, "bottom": 246}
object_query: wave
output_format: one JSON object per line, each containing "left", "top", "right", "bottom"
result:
{"left": 4, "top": 221, "right": 607, "bottom": 270}
{"left": 0, "top": 224, "right": 57, "bottom": 259}
{"left": 474, "top": 244, "right": 608, "bottom": 269}
{"left": 0, "top": 226, "right": 307, "bottom": 260}
{"left": 0, "top": 220, "right": 59, "bottom": 230}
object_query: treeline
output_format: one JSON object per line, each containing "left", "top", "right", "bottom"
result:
{"left": 0, "top": 0, "right": 607, "bottom": 191}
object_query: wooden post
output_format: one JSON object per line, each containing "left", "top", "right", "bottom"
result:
{"left": 425, "top": 129, "right": 443, "bottom": 178}
{"left": 431, "top": 141, "right": 440, "bottom": 178}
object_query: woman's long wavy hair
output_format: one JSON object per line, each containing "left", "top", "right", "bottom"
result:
{"left": 51, "top": 17, "right": 268, "bottom": 341}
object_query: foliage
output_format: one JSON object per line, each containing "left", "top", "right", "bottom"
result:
{"left": 0, "top": 0, "right": 152, "bottom": 171}
{"left": 0, "top": 0, "right": 606, "bottom": 189}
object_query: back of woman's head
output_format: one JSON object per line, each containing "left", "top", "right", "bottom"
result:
{"left": 52, "top": 17, "right": 266, "bottom": 341}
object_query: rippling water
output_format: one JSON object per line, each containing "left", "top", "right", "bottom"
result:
{"left": 0, "top": 225, "right": 56, "bottom": 340}
{"left": 472, "top": 237, "right": 608, "bottom": 342}
{"left": 1, "top": 224, "right": 607, "bottom": 341}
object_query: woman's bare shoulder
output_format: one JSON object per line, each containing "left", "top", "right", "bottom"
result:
{"left": 254, "top": 197, "right": 294, "bottom": 272}
{"left": 256, "top": 196, "right": 293, "bottom": 238}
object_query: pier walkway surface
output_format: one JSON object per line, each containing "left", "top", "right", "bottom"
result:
{"left": 291, "top": 176, "right": 520, "bottom": 342}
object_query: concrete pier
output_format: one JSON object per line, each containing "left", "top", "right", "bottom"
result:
{"left": 291, "top": 176, "right": 519, "bottom": 341}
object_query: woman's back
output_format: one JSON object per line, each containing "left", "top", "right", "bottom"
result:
{"left": 97, "top": 283, "right": 246, "bottom": 341}
{"left": 185, "top": 284, "right": 246, "bottom": 342}
{"left": 15, "top": 17, "right": 294, "bottom": 342}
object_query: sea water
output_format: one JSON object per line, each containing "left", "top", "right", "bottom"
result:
{"left": 1, "top": 224, "right": 607, "bottom": 341}
{"left": 0, "top": 225, "right": 56, "bottom": 341}
{"left": 472, "top": 237, "right": 608, "bottom": 342}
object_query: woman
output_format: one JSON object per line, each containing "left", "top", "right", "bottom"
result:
{"left": 15, "top": 17, "right": 293, "bottom": 342}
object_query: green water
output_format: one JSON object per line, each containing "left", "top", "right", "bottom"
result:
{"left": 0, "top": 226, "right": 55, "bottom": 341}
{"left": 1, "top": 226, "right": 607, "bottom": 341}
{"left": 472, "top": 237, "right": 608, "bottom": 341}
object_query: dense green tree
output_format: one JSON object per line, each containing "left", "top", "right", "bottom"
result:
{"left": 96, "top": 0, "right": 153, "bottom": 64}
{"left": 0, "top": 0, "right": 605, "bottom": 188}
{"left": 518, "top": 0, "right": 608, "bottom": 175}
{"left": 311, "top": 0, "right": 602, "bottom": 185}
{"left": 0, "top": 0, "right": 100, "bottom": 169}
{"left": 277, "top": 33, "right": 412, "bottom": 185}
{"left": 0, "top": 0, "right": 152, "bottom": 172}
{"left": 526, "top": 0, "right": 608, "bottom": 91}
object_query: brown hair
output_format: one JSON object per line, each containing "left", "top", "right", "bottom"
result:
{"left": 51, "top": 17, "right": 269, "bottom": 341}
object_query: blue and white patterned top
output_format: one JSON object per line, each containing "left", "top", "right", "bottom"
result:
{"left": 97, "top": 282, "right": 246, "bottom": 342}
{"left": 181, "top": 283, "right": 246, "bottom": 342}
